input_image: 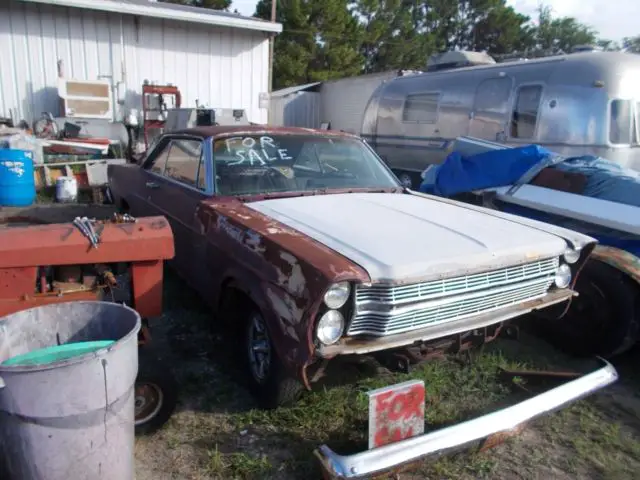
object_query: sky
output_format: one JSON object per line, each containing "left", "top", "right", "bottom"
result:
{"left": 232, "top": 0, "right": 640, "bottom": 43}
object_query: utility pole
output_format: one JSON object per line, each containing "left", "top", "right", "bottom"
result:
{"left": 269, "top": 0, "right": 277, "bottom": 92}
{"left": 267, "top": 0, "right": 277, "bottom": 124}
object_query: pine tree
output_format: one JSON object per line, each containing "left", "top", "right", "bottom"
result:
{"left": 161, "top": 0, "right": 232, "bottom": 10}
{"left": 255, "top": 0, "right": 364, "bottom": 89}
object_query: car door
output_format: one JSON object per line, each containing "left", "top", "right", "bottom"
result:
{"left": 468, "top": 76, "right": 513, "bottom": 142}
{"left": 139, "top": 134, "right": 212, "bottom": 282}
{"left": 124, "top": 137, "right": 173, "bottom": 218}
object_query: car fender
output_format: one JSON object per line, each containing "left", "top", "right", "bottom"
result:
{"left": 590, "top": 245, "right": 640, "bottom": 286}
{"left": 217, "top": 267, "right": 318, "bottom": 385}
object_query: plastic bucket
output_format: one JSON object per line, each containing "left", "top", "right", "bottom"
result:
{"left": 0, "top": 301, "right": 141, "bottom": 480}
{"left": 55, "top": 176, "right": 78, "bottom": 203}
{"left": 0, "top": 149, "right": 36, "bottom": 207}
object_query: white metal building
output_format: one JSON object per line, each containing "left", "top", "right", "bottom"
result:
{"left": 0, "top": 0, "right": 282, "bottom": 125}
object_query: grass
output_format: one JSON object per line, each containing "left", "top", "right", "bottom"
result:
{"left": 134, "top": 270, "right": 640, "bottom": 480}
{"left": 206, "top": 447, "right": 273, "bottom": 479}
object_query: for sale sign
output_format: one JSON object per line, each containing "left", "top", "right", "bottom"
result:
{"left": 367, "top": 379, "right": 426, "bottom": 449}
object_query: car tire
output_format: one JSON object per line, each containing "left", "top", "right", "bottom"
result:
{"left": 243, "top": 309, "right": 304, "bottom": 409}
{"left": 134, "top": 347, "right": 179, "bottom": 436}
{"left": 540, "top": 259, "right": 639, "bottom": 358}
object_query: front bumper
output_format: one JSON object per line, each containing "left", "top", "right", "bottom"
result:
{"left": 314, "top": 358, "right": 617, "bottom": 479}
{"left": 319, "top": 288, "right": 574, "bottom": 357}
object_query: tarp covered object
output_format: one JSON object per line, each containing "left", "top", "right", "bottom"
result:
{"left": 554, "top": 156, "right": 640, "bottom": 208}
{"left": 419, "top": 144, "right": 640, "bottom": 209}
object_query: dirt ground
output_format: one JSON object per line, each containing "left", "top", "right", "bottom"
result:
{"left": 4, "top": 204, "right": 638, "bottom": 479}
{"left": 134, "top": 270, "right": 640, "bottom": 480}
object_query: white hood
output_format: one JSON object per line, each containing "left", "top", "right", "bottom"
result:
{"left": 246, "top": 193, "right": 567, "bottom": 282}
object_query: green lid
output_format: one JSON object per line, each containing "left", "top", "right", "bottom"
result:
{"left": 2, "top": 340, "right": 116, "bottom": 366}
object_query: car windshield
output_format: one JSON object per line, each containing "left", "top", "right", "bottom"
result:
{"left": 212, "top": 134, "right": 399, "bottom": 196}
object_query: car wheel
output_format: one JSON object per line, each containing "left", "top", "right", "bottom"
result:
{"left": 540, "top": 259, "right": 639, "bottom": 358}
{"left": 134, "top": 347, "right": 179, "bottom": 436}
{"left": 244, "top": 309, "right": 303, "bottom": 409}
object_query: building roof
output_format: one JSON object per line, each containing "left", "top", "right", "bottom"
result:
{"left": 270, "top": 82, "right": 322, "bottom": 98}
{"left": 19, "top": 0, "right": 282, "bottom": 33}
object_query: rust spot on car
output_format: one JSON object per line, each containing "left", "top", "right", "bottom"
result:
{"left": 276, "top": 251, "right": 307, "bottom": 296}
{"left": 192, "top": 197, "right": 370, "bottom": 377}
{"left": 202, "top": 197, "right": 370, "bottom": 286}
{"left": 245, "top": 230, "right": 266, "bottom": 255}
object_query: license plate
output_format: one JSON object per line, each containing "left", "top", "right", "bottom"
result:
{"left": 367, "top": 380, "right": 426, "bottom": 449}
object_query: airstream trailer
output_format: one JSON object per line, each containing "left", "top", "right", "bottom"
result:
{"left": 361, "top": 51, "right": 640, "bottom": 188}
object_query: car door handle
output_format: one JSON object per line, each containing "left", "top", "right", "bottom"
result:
{"left": 146, "top": 181, "right": 160, "bottom": 189}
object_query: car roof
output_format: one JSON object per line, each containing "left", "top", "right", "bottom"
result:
{"left": 168, "top": 125, "right": 361, "bottom": 139}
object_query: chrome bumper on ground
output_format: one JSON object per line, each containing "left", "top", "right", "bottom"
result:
{"left": 314, "top": 359, "right": 618, "bottom": 479}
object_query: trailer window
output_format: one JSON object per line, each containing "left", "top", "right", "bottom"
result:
{"left": 402, "top": 93, "right": 440, "bottom": 123}
{"left": 510, "top": 85, "right": 542, "bottom": 139}
{"left": 610, "top": 99, "right": 633, "bottom": 144}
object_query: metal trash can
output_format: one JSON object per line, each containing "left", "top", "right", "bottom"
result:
{"left": 0, "top": 301, "right": 141, "bottom": 480}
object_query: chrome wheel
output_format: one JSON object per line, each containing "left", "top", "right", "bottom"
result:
{"left": 248, "top": 313, "right": 272, "bottom": 383}
{"left": 134, "top": 382, "right": 164, "bottom": 426}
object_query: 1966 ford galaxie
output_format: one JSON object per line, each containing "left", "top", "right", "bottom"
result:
{"left": 108, "top": 126, "right": 616, "bottom": 476}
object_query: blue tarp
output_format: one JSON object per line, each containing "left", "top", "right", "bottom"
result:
{"left": 419, "top": 144, "right": 553, "bottom": 197}
{"left": 419, "top": 144, "right": 640, "bottom": 209}
{"left": 555, "top": 156, "right": 640, "bottom": 207}
{"left": 418, "top": 143, "right": 640, "bottom": 257}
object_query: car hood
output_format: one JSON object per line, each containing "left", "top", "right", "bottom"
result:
{"left": 244, "top": 192, "right": 571, "bottom": 283}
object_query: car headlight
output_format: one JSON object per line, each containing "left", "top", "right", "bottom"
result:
{"left": 555, "top": 264, "right": 572, "bottom": 288}
{"left": 563, "top": 248, "right": 581, "bottom": 264}
{"left": 316, "top": 310, "right": 345, "bottom": 345}
{"left": 323, "top": 282, "right": 351, "bottom": 309}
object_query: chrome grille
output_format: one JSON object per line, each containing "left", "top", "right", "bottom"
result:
{"left": 348, "top": 257, "right": 559, "bottom": 337}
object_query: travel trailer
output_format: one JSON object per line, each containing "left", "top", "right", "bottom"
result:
{"left": 360, "top": 50, "right": 640, "bottom": 188}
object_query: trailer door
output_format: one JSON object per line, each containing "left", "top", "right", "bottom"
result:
{"left": 468, "top": 76, "right": 513, "bottom": 142}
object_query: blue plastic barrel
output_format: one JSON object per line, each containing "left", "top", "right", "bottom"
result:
{"left": 0, "top": 149, "right": 36, "bottom": 207}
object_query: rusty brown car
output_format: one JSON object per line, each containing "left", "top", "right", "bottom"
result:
{"left": 107, "top": 125, "right": 599, "bottom": 409}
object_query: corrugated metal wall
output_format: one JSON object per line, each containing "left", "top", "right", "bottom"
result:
{"left": 320, "top": 71, "right": 399, "bottom": 133}
{"left": 270, "top": 92, "right": 321, "bottom": 128}
{"left": 0, "top": 0, "right": 270, "bottom": 124}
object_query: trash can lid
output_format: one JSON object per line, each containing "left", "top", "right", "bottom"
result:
{"left": 2, "top": 340, "right": 116, "bottom": 366}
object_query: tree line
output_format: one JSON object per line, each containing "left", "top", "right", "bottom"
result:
{"left": 165, "top": 1, "right": 640, "bottom": 90}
